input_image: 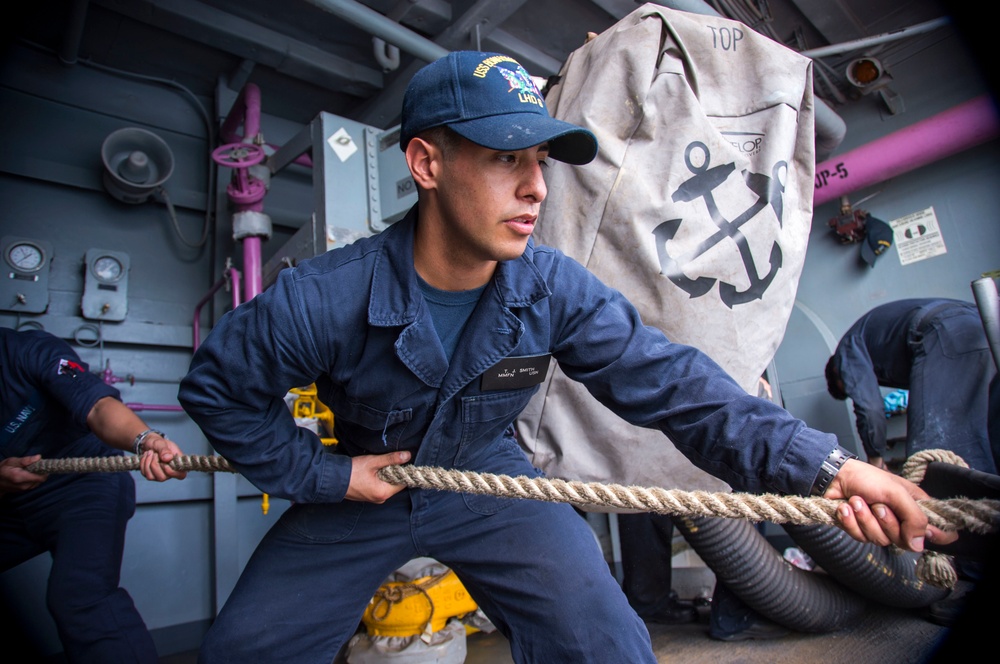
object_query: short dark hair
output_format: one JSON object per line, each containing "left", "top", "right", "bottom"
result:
{"left": 825, "top": 356, "right": 847, "bottom": 400}
{"left": 416, "top": 125, "right": 462, "bottom": 159}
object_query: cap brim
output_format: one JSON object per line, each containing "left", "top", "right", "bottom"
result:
{"left": 449, "top": 113, "right": 598, "bottom": 165}
{"left": 861, "top": 217, "right": 894, "bottom": 267}
{"left": 860, "top": 239, "right": 878, "bottom": 267}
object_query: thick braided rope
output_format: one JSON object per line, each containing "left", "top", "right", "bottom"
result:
{"left": 900, "top": 448, "right": 969, "bottom": 484}
{"left": 898, "top": 449, "right": 975, "bottom": 588}
{"left": 26, "top": 455, "right": 1000, "bottom": 534}
{"left": 27, "top": 455, "right": 238, "bottom": 475}
{"left": 376, "top": 465, "right": 1000, "bottom": 535}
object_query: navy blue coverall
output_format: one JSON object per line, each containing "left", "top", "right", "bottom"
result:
{"left": 829, "top": 298, "right": 998, "bottom": 474}
{"left": 179, "top": 207, "right": 838, "bottom": 663}
{"left": 0, "top": 328, "right": 158, "bottom": 663}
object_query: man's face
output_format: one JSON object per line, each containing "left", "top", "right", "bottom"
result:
{"left": 431, "top": 137, "right": 550, "bottom": 266}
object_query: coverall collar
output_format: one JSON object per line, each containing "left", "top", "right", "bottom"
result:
{"left": 367, "top": 205, "right": 552, "bottom": 326}
{"left": 367, "top": 206, "right": 552, "bottom": 391}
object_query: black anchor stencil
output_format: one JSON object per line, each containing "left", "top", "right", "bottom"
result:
{"left": 653, "top": 141, "right": 787, "bottom": 308}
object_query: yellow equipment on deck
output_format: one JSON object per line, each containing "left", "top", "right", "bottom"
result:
{"left": 362, "top": 568, "right": 479, "bottom": 638}
{"left": 258, "top": 385, "right": 339, "bottom": 515}
{"left": 289, "top": 384, "right": 337, "bottom": 446}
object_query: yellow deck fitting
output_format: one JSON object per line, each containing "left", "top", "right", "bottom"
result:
{"left": 362, "top": 569, "right": 479, "bottom": 637}
{"left": 289, "top": 384, "right": 337, "bottom": 446}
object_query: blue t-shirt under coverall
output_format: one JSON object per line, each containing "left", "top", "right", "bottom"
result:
{"left": 179, "top": 206, "right": 838, "bottom": 663}
{"left": 0, "top": 328, "right": 158, "bottom": 663}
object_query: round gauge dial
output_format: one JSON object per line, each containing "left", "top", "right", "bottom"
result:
{"left": 7, "top": 242, "right": 45, "bottom": 272}
{"left": 93, "top": 255, "right": 124, "bottom": 282}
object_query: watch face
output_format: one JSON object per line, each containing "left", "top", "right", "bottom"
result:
{"left": 7, "top": 242, "right": 44, "bottom": 272}
{"left": 93, "top": 255, "right": 124, "bottom": 282}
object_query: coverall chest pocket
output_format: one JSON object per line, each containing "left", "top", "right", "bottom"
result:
{"left": 333, "top": 400, "right": 413, "bottom": 453}
{"left": 456, "top": 389, "right": 536, "bottom": 461}
{"left": 454, "top": 386, "right": 537, "bottom": 472}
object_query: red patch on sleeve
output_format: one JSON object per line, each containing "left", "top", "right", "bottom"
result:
{"left": 57, "top": 358, "right": 85, "bottom": 377}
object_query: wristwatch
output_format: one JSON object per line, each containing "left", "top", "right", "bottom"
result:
{"left": 810, "top": 446, "right": 858, "bottom": 496}
{"left": 132, "top": 429, "right": 166, "bottom": 456}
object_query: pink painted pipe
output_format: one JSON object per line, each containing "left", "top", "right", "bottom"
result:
{"left": 220, "top": 82, "right": 313, "bottom": 168}
{"left": 221, "top": 83, "right": 262, "bottom": 144}
{"left": 814, "top": 95, "right": 1000, "bottom": 207}
{"left": 242, "top": 236, "right": 263, "bottom": 302}
{"left": 218, "top": 83, "right": 265, "bottom": 301}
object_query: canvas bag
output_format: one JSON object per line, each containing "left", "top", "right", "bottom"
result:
{"left": 516, "top": 4, "right": 816, "bottom": 493}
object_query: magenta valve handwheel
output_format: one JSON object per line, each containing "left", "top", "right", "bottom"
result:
{"left": 212, "top": 143, "right": 266, "bottom": 168}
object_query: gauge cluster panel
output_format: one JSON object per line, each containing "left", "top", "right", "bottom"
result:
{"left": 82, "top": 248, "right": 130, "bottom": 321}
{"left": 1, "top": 236, "right": 54, "bottom": 314}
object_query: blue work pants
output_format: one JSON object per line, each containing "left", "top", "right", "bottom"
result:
{"left": 0, "top": 471, "right": 158, "bottom": 663}
{"left": 908, "top": 311, "right": 998, "bottom": 474}
{"left": 619, "top": 512, "right": 677, "bottom": 618}
{"left": 198, "top": 485, "right": 655, "bottom": 664}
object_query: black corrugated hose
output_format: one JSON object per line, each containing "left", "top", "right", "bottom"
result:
{"left": 673, "top": 515, "right": 868, "bottom": 633}
{"left": 782, "top": 522, "right": 949, "bottom": 608}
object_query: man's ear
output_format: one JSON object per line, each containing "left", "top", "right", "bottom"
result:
{"left": 405, "top": 137, "right": 440, "bottom": 191}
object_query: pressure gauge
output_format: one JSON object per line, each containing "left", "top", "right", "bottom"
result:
{"left": 82, "top": 249, "right": 130, "bottom": 321}
{"left": 0, "top": 236, "right": 53, "bottom": 313}
{"left": 92, "top": 255, "right": 125, "bottom": 283}
{"left": 7, "top": 241, "right": 45, "bottom": 272}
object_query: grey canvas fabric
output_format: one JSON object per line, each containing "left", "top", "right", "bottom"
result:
{"left": 517, "top": 4, "right": 816, "bottom": 494}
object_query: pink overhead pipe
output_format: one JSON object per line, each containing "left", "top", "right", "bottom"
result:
{"left": 220, "top": 82, "right": 313, "bottom": 168}
{"left": 221, "top": 83, "right": 262, "bottom": 143}
{"left": 216, "top": 82, "right": 268, "bottom": 301}
{"left": 217, "top": 82, "right": 266, "bottom": 218}
{"left": 813, "top": 95, "right": 1000, "bottom": 207}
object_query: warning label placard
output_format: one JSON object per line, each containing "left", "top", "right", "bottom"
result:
{"left": 890, "top": 207, "right": 947, "bottom": 266}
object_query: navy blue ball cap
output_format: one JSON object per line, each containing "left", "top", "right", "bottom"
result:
{"left": 861, "top": 216, "right": 894, "bottom": 267}
{"left": 400, "top": 51, "right": 598, "bottom": 165}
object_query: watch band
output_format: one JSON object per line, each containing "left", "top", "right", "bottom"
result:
{"left": 810, "top": 446, "right": 858, "bottom": 496}
{"left": 132, "top": 428, "right": 165, "bottom": 456}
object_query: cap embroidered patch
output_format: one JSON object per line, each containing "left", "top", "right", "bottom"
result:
{"left": 495, "top": 65, "right": 545, "bottom": 108}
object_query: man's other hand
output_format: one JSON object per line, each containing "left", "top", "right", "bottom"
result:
{"left": 825, "top": 459, "right": 959, "bottom": 551}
